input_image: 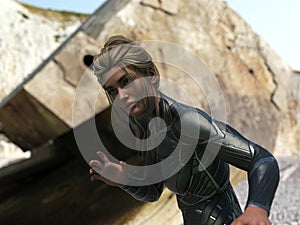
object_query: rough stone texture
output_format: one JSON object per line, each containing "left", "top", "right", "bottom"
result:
{"left": 92, "top": 0, "right": 293, "bottom": 151}
{"left": 1, "top": 0, "right": 297, "bottom": 153}
{"left": 274, "top": 72, "right": 300, "bottom": 157}
{"left": 0, "top": 0, "right": 300, "bottom": 225}
{"left": 0, "top": 0, "right": 89, "bottom": 150}
{"left": 0, "top": 0, "right": 83, "bottom": 102}
{"left": 0, "top": 134, "right": 30, "bottom": 168}
{"left": 141, "top": 0, "right": 180, "bottom": 14}
{"left": 24, "top": 31, "right": 108, "bottom": 127}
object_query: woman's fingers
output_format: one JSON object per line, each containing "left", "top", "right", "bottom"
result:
{"left": 90, "top": 174, "right": 102, "bottom": 182}
{"left": 89, "top": 151, "right": 116, "bottom": 175}
{"left": 89, "top": 152, "right": 127, "bottom": 186}
{"left": 90, "top": 171, "right": 121, "bottom": 186}
{"left": 120, "top": 161, "right": 127, "bottom": 165}
{"left": 89, "top": 168, "right": 100, "bottom": 175}
{"left": 96, "top": 151, "right": 109, "bottom": 163}
{"left": 89, "top": 159, "right": 100, "bottom": 167}
{"left": 89, "top": 168, "right": 105, "bottom": 182}
{"left": 89, "top": 160, "right": 104, "bottom": 173}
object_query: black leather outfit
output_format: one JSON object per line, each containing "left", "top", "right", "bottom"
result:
{"left": 120, "top": 93, "right": 279, "bottom": 225}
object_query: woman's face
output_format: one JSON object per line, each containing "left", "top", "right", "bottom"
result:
{"left": 103, "top": 67, "right": 158, "bottom": 117}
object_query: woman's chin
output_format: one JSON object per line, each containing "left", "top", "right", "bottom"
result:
{"left": 129, "top": 107, "right": 140, "bottom": 117}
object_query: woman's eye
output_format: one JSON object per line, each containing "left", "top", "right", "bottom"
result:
{"left": 121, "top": 74, "right": 135, "bottom": 87}
{"left": 122, "top": 77, "right": 130, "bottom": 87}
{"left": 107, "top": 88, "right": 117, "bottom": 96}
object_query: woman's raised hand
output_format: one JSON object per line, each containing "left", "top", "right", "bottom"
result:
{"left": 89, "top": 151, "right": 127, "bottom": 187}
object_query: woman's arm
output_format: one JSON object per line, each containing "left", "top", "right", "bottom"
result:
{"left": 90, "top": 151, "right": 164, "bottom": 202}
{"left": 175, "top": 107, "right": 279, "bottom": 222}
{"left": 120, "top": 182, "right": 164, "bottom": 202}
{"left": 212, "top": 120, "right": 280, "bottom": 214}
{"left": 119, "top": 149, "right": 164, "bottom": 202}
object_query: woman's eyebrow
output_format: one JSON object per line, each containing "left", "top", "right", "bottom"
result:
{"left": 103, "top": 74, "right": 128, "bottom": 89}
{"left": 118, "top": 73, "right": 130, "bottom": 84}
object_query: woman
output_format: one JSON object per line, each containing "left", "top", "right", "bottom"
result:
{"left": 89, "top": 35, "right": 279, "bottom": 225}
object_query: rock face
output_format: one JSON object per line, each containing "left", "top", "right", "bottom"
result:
{"left": 0, "top": 0, "right": 86, "bottom": 165}
{"left": 87, "top": 0, "right": 293, "bottom": 152}
{"left": 274, "top": 71, "right": 300, "bottom": 156}
{"left": 116, "top": 0, "right": 297, "bottom": 154}
{"left": 0, "top": 0, "right": 299, "bottom": 225}
{"left": 1, "top": 0, "right": 296, "bottom": 153}
{"left": 0, "top": 0, "right": 85, "bottom": 102}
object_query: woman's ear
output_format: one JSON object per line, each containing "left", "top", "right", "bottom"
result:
{"left": 149, "top": 68, "right": 159, "bottom": 85}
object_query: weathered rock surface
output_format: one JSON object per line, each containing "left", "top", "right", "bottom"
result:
{"left": 0, "top": 0, "right": 85, "bottom": 101}
{"left": 0, "top": 0, "right": 299, "bottom": 225}
{"left": 0, "top": 0, "right": 87, "bottom": 151}
{"left": 1, "top": 0, "right": 297, "bottom": 153}
{"left": 274, "top": 71, "right": 300, "bottom": 156}
{"left": 88, "top": 0, "right": 295, "bottom": 153}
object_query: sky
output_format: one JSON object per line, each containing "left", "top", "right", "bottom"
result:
{"left": 18, "top": 0, "right": 106, "bottom": 14}
{"left": 18, "top": 0, "right": 299, "bottom": 71}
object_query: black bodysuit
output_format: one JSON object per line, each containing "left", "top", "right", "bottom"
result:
{"left": 120, "top": 93, "right": 279, "bottom": 225}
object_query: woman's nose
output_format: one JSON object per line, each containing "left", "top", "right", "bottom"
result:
{"left": 118, "top": 87, "right": 128, "bottom": 100}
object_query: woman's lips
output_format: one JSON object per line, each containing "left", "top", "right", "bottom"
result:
{"left": 124, "top": 102, "right": 135, "bottom": 112}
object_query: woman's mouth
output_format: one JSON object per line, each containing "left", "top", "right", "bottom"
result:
{"left": 124, "top": 102, "right": 135, "bottom": 112}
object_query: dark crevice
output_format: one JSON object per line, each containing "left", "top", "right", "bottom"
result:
{"left": 52, "top": 58, "right": 76, "bottom": 88}
{"left": 251, "top": 36, "right": 281, "bottom": 111}
{"left": 229, "top": 29, "right": 280, "bottom": 111}
{"left": 83, "top": 55, "right": 94, "bottom": 69}
{"left": 17, "top": 11, "right": 29, "bottom": 19}
{"left": 140, "top": 1, "right": 176, "bottom": 16}
{"left": 248, "top": 69, "right": 255, "bottom": 76}
{"left": 265, "top": 64, "right": 280, "bottom": 111}
{"left": 257, "top": 42, "right": 281, "bottom": 111}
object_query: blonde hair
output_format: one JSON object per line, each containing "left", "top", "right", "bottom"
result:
{"left": 93, "top": 35, "right": 160, "bottom": 87}
{"left": 93, "top": 35, "right": 160, "bottom": 117}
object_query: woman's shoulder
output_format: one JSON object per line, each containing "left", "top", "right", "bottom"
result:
{"left": 160, "top": 93, "right": 216, "bottom": 140}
